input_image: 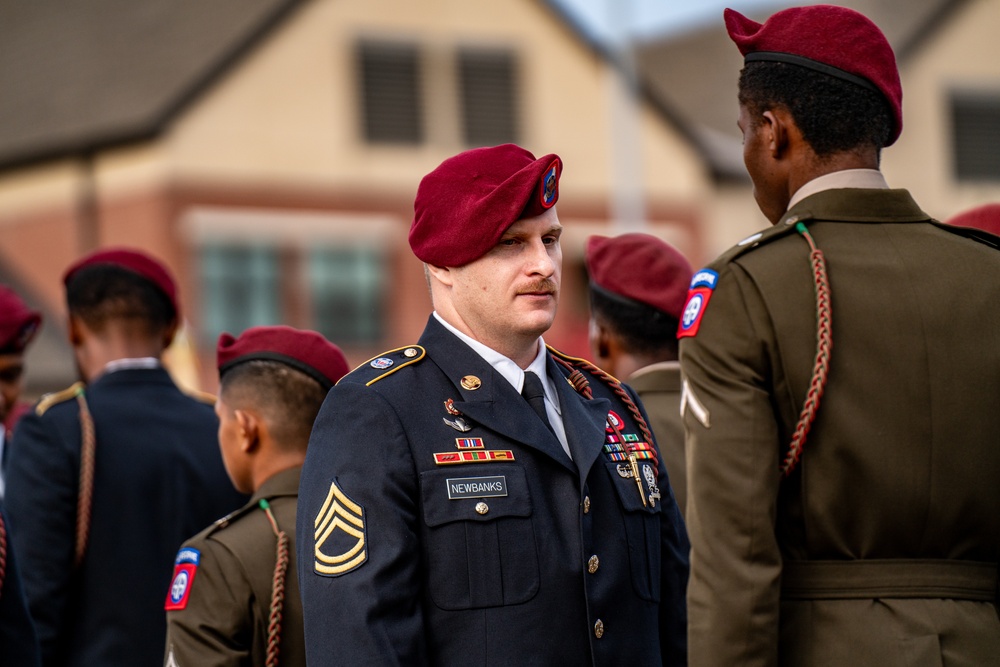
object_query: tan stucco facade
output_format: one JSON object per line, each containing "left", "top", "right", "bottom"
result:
{"left": 0, "top": 0, "right": 713, "bottom": 392}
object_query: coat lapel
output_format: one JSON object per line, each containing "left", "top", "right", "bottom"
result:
{"left": 549, "top": 355, "right": 610, "bottom": 489}
{"left": 420, "top": 318, "right": 575, "bottom": 472}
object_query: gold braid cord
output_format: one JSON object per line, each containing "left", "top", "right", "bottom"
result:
{"left": 75, "top": 389, "right": 96, "bottom": 569}
{"left": 0, "top": 510, "right": 7, "bottom": 595}
{"left": 260, "top": 500, "right": 289, "bottom": 667}
{"left": 782, "top": 223, "right": 833, "bottom": 477}
{"left": 550, "top": 352, "right": 658, "bottom": 468}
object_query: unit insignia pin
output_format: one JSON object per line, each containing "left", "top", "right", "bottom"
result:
{"left": 606, "top": 410, "right": 624, "bottom": 432}
{"left": 444, "top": 398, "right": 461, "bottom": 416}
{"left": 460, "top": 375, "right": 482, "bottom": 390}
{"left": 370, "top": 357, "right": 393, "bottom": 370}
{"left": 642, "top": 463, "right": 661, "bottom": 508}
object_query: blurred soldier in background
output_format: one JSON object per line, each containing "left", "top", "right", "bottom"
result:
{"left": 164, "top": 325, "right": 348, "bottom": 667}
{"left": 6, "top": 247, "right": 246, "bottom": 666}
{"left": 947, "top": 202, "right": 1000, "bottom": 236}
{"left": 0, "top": 499, "right": 40, "bottom": 666}
{"left": 680, "top": 6, "right": 1000, "bottom": 665}
{"left": 0, "top": 285, "right": 42, "bottom": 499}
{"left": 585, "top": 233, "right": 693, "bottom": 514}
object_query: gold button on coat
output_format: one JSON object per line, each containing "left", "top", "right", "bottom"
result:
{"left": 587, "top": 555, "right": 599, "bottom": 574}
{"left": 594, "top": 619, "right": 604, "bottom": 638}
{"left": 475, "top": 502, "right": 489, "bottom": 515}
{"left": 583, "top": 496, "right": 591, "bottom": 514}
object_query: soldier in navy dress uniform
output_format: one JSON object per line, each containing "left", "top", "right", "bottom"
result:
{"left": 680, "top": 6, "right": 1000, "bottom": 665}
{"left": 0, "top": 500, "right": 41, "bottom": 666}
{"left": 0, "top": 285, "right": 42, "bottom": 500}
{"left": 5, "top": 248, "right": 247, "bottom": 667}
{"left": 164, "top": 325, "right": 349, "bottom": 667}
{"left": 297, "top": 144, "right": 689, "bottom": 666}
{"left": 584, "top": 234, "right": 693, "bottom": 515}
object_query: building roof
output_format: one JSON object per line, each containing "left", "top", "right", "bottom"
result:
{"left": 0, "top": 0, "right": 303, "bottom": 171}
{"left": 635, "top": 0, "right": 969, "bottom": 180}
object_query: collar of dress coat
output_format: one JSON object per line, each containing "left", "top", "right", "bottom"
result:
{"left": 787, "top": 168, "right": 889, "bottom": 211}
{"left": 101, "top": 357, "right": 161, "bottom": 376}
{"left": 432, "top": 311, "right": 561, "bottom": 417}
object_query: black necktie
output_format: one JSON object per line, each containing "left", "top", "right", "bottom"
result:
{"left": 522, "top": 371, "right": 553, "bottom": 433}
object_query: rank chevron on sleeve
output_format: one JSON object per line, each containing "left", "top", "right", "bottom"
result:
{"left": 313, "top": 480, "right": 367, "bottom": 577}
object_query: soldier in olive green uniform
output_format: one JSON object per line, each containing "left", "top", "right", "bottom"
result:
{"left": 585, "top": 233, "right": 694, "bottom": 515}
{"left": 680, "top": 6, "right": 1000, "bottom": 666}
{"left": 164, "top": 326, "right": 348, "bottom": 667}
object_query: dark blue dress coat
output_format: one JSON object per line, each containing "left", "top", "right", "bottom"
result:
{"left": 5, "top": 366, "right": 247, "bottom": 666}
{"left": 297, "top": 316, "right": 689, "bottom": 666}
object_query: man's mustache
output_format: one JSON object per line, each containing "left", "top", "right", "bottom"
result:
{"left": 517, "top": 279, "right": 558, "bottom": 295}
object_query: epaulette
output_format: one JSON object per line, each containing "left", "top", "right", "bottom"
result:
{"left": 930, "top": 219, "right": 1000, "bottom": 251}
{"left": 547, "top": 346, "right": 622, "bottom": 386}
{"left": 35, "top": 382, "right": 85, "bottom": 417}
{"left": 712, "top": 212, "right": 809, "bottom": 267}
{"left": 339, "top": 345, "right": 426, "bottom": 387}
{"left": 183, "top": 387, "right": 217, "bottom": 405}
{"left": 205, "top": 502, "right": 257, "bottom": 536}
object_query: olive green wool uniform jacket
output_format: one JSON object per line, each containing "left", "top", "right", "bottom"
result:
{"left": 164, "top": 466, "right": 304, "bottom": 667}
{"left": 628, "top": 362, "right": 687, "bottom": 517}
{"left": 680, "top": 188, "right": 1000, "bottom": 667}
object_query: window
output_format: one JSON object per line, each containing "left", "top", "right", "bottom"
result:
{"left": 199, "top": 244, "right": 280, "bottom": 344}
{"left": 307, "top": 246, "right": 385, "bottom": 344}
{"left": 355, "top": 39, "right": 520, "bottom": 148}
{"left": 951, "top": 92, "right": 1000, "bottom": 181}
{"left": 458, "top": 48, "right": 520, "bottom": 147}
{"left": 357, "top": 41, "right": 424, "bottom": 144}
{"left": 198, "top": 242, "right": 386, "bottom": 347}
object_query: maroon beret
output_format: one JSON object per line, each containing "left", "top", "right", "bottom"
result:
{"left": 0, "top": 285, "right": 42, "bottom": 353}
{"left": 409, "top": 144, "right": 562, "bottom": 267}
{"left": 63, "top": 247, "right": 179, "bottom": 316}
{"left": 947, "top": 203, "right": 1000, "bottom": 236}
{"left": 217, "top": 325, "right": 349, "bottom": 391}
{"left": 585, "top": 233, "right": 693, "bottom": 319}
{"left": 725, "top": 5, "right": 903, "bottom": 145}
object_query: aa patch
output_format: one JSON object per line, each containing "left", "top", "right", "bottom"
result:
{"left": 605, "top": 410, "right": 624, "bottom": 433}
{"left": 313, "top": 480, "right": 367, "bottom": 577}
{"left": 540, "top": 159, "right": 560, "bottom": 208}
{"left": 678, "top": 269, "right": 719, "bottom": 339}
{"left": 164, "top": 547, "right": 200, "bottom": 611}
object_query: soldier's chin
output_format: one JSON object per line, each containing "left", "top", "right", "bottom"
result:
{"left": 515, "top": 309, "right": 557, "bottom": 338}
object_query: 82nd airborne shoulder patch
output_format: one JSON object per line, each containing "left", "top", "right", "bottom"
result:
{"left": 164, "top": 547, "right": 200, "bottom": 611}
{"left": 678, "top": 269, "right": 719, "bottom": 339}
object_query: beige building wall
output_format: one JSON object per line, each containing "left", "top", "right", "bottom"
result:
{"left": 164, "top": 0, "right": 710, "bottom": 214}
{"left": 882, "top": 0, "right": 1000, "bottom": 219}
{"left": 0, "top": 0, "right": 717, "bottom": 391}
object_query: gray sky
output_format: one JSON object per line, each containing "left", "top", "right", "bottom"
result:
{"left": 552, "top": 0, "right": 789, "bottom": 42}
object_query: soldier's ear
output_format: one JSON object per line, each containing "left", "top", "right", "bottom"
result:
{"left": 589, "top": 317, "right": 611, "bottom": 364}
{"left": 234, "top": 409, "right": 260, "bottom": 453}
{"left": 68, "top": 314, "right": 85, "bottom": 346}
{"left": 426, "top": 263, "right": 454, "bottom": 287}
